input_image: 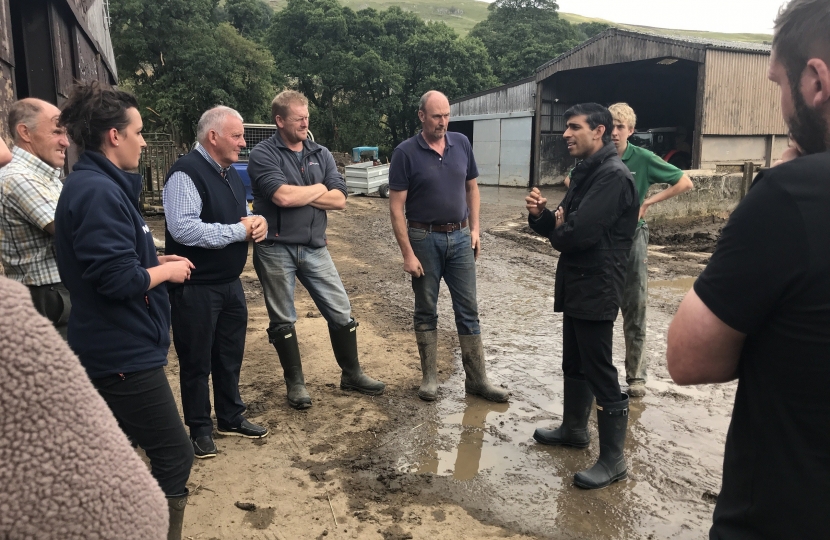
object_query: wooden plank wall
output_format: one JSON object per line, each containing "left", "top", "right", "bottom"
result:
{"left": 702, "top": 50, "right": 787, "bottom": 135}
{"left": 0, "top": 0, "right": 13, "bottom": 143}
{"left": 451, "top": 80, "right": 535, "bottom": 117}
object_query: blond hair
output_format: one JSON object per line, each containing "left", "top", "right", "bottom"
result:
{"left": 608, "top": 103, "right": 636, "bottom": 131}
{"left": 271, "top": 91, "right": 308, "bottom": 124}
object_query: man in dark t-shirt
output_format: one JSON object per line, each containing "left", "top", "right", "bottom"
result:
{"left": 389, "top": 90, "right": 508, "bottom": 403}
{"left": 667, "top": 2, "right": 830, "bottom": 537}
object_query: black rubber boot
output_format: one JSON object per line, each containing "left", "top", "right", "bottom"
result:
{"left": 329, "top": 320, "right": 386, "bottom": 395}
{"left": 574, "top": 394, "right": 629, "bottom": 490}
{"left": 268, "top": 326, "right": 312, "bottom": 410}
{"left": 416, "top": 330, "right": 438, "bottom": 401}
{"left": 533, "top": 376, "right": 594, "bottom": 448}
{"left": 167, "top": 493, "right": 187, "bottom": 540}
{"left": 458, "top": 334, "right": 509, "bottom": 403}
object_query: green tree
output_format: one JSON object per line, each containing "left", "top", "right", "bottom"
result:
{"left": 470, "top": 0, "right": 580, "bottom": 83}
{"left": 576, "top": 22, "right": 611, "bottom": 40}
{"left": 110, "top": 0, "right": 279, "bottom": 143}
{"left": 223, "top": 0, "right": 273, "bottom": 42}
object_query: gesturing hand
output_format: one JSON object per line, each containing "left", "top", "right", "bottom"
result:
{"left": 525, "top": 187, "right": 547, "bottom": 217}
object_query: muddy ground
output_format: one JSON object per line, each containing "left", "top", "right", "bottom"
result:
{"left": 146, "top": 185, "right": 733, "bottom": 539}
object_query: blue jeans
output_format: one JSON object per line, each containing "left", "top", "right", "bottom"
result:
{"left": 253, "top": 242, "right": 352, "bottom": 332}
{"left": 408, "top": 225, "right": 480, "bottom": 335}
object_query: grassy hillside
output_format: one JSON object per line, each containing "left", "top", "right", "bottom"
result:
{"left": 267, "top": 0, "right": 772, "bottom": 44}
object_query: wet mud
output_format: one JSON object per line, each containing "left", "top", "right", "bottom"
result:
{"left": 147, "top": 186, "right": 735, "bottom": 539}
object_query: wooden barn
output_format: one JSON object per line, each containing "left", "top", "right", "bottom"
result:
{"left": 0, "top": 0, "right": 117, "bottom": 144}
{"left": 450, "top": 28, "right": 788, "bottom": 187}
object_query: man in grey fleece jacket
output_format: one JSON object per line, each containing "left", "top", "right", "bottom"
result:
{"left": 0, "top": 276, "right": 169, "bottom": 539}
{"left": 248, "top": 90, "right": 385, "bottom": 410}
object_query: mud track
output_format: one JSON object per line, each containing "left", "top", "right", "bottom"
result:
{"left": 146, "top": 186, "right": 732, "bottom": 539}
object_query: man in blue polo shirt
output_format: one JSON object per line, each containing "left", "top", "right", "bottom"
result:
{"left": 389, "top": 90, "right": 508, "bottom": 403}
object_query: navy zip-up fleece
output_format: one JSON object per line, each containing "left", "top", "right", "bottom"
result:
{"left": 248, "top": 131, "right": 347, "bottom": 247}
{"left": 55, "top": 151, "right": 171, "bottom": 378}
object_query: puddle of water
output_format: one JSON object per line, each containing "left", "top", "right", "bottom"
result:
{"left": 390, "top": 240, "right": 730, "bottom": 538}
{"left": 649, "top": 276, "right": 696, "bottom": 293}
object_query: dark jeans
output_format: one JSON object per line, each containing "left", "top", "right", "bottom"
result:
{"left": 28, "top": 282, "right": 71, "bottom": 340}
{"left": 408, "top": 225, "right": 480, "bottom": 335}
{"left": 91, "top": 367, "right": 193, "bottom": 497}
{"left": 562, "top": 314, "right": 621, "bottom": 404}
{"left": 169, "top": 280, "right": 247, "bottom": 438}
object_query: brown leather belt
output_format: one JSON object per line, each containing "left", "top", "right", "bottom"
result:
{"left": 408, "top": 219, "right": 468, "bottom": 232}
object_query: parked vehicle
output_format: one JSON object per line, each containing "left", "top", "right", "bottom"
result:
{"left": 629, "top": 127, "right": 692, "bottom": 170}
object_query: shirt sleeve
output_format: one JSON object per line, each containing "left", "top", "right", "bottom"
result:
{"left": 248, "top": 145, "right": 288, "bottom": 202}
{"left": 69, "top": 181, "right": 151, "bottom": 299}
{"left": 694, "top": 175, "right": 807, "bottom": 334}
{"left": 320, "top": 149, "right": 347, "bottom": 197}
{"left": 645, "top": 152, "right": 684, "bottom": 186}
{"left": 388, "top": 147, "right": 410, "bottom": 191}
{"left": 466, "top": 139, "right": 479, "bottom": 181}
{"left": 163, "top": 172, "right": 247, "bottom": 249}
{"left": 5, "top": 174, "right": 59, "bottom": 230}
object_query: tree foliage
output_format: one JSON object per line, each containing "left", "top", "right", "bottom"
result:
{"left": 222, "top": 0, "right": 274, "bottom": 42}
{"left": 110, "top": 0, "right": 279, "bottom": 143}
{"left": 266, "top": 0, "right": 497, "bottom": 151}
{"left": 470, "top": 0, "right": 580, "bottom": 83}
{"left": 575, "top": 22, "right": 612, "bottom": 40}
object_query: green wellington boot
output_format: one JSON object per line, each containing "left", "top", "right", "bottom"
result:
{"left": 416, "top": 330, "right": 438, "bottom": 401}
{"left": 458, "top": 334, "right": 509, "bottom": 403}
{"left": 329, "top": 321, "right": 385, "bottom": 395}
{"left": 574, "top": 394, "right": 629, "bottom": 489}
{"left": 268, "top": 325, "right": 312, "bottom": 409}
{"left": 533, "top": 376, "right": 594, "bottom": 448}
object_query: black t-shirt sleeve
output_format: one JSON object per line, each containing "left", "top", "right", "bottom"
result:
{"left": 694, "top": 175, "right": 808, "bottom": 335}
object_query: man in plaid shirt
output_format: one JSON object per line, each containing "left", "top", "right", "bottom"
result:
{"left": 0, "top": 99, "right": 71, "bottom": 338}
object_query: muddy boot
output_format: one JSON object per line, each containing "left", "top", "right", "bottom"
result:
{"left": 329, "top": 320, "right": 386, "bottom": 395}
{"left": 416, "top": 330, "right": 438, "bottom": 401}
{"left": 533, "top": 376, "right": 593, "bottom": 448}
{"left": 458, "top": 334, "right": 509, "bottom": 403}
{"left": 574, "top": 394, "right": 629, "bottom": 490}
{"left": 167, "top": 493, "right": 187, "bottom": 540}
{"left": 268, "top": 326, "right": 312, "bottom": 410}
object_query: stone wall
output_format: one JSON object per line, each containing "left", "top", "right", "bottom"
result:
{"left": 644, "top": 169, "right": 753, "bottom": 224}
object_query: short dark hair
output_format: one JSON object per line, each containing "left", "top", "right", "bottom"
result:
{"left": 563, "top": 103, "right": 612, "bottom": 144}
{"left": 773, "top": 0, "right": 830, "bottom": 87}
{"left": 59, "top": 81, "right": 139, "bottom": 152}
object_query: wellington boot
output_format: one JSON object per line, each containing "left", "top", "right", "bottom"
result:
{"left": 416, "top": 330, "right": 438, "bottom": 401}
{"left": 329, "top": 321, "right": 386, "bottom": 395}
{"left": 268, "top": 326, "right": 311, "bottom": 409}
{"left": 166, "top": 494, "right": 187, "bottom": 540}
{"left": 574, "top": 394, "right": 629, "bottom": 490}
{"left": 533, "top": 376, "right": 593, "bottom": 448}
{"left": 458, "top": 334, "right": 509, "bottom": 403}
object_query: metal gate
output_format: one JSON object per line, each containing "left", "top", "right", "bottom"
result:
{"left": 138, "top": 133, "right": 177, "bottom": 210}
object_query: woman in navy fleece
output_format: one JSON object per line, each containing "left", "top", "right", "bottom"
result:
{"left": 54, "top": 82, "right": 195, "bottom": 540}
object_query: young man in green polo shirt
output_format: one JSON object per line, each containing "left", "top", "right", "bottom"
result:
{"left": 566, "top": 103, "right": 693, "bottom": 396}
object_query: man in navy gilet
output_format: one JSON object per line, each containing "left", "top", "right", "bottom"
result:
{"left": 164, "top": 106, "right": 269, "bottom": 459}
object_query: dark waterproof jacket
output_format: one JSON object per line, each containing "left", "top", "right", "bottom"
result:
{"left": 529, "top": 143, "right": 639, "bottom": 321}
{"left": 248, "top": 131, "right": 347, "bottom": 247}
{"left": 54, "top": 151, "right": 170, "bottom": 378}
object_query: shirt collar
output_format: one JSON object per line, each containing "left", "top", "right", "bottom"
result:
{"left": 621, "top": 141, "right": 635, "bottom": 161}
{"left": 196, "top": 144, "right": 229, "bottom": 176}
{"left": 417, "top": 132, "right": 454, "bottom": 150}
{"left": 10, "top": 146, "right": 62, "bottom": 180}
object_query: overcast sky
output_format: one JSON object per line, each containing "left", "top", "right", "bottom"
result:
{"left": 481, "top": 0, "right": 788, "bottom": 35}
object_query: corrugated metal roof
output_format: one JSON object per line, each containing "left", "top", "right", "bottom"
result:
{"left": 536, "top": 28, "right": 770, "bottom": 74}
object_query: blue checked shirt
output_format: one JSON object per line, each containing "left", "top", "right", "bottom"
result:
{"left": 163, "top": 145, "right": 253, "bottom": 248}
{"left": 0, "top": 146, "right": 63, "bottom": 285}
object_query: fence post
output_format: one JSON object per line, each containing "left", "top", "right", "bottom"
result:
{"left": 740, "top": 161, "right": 755, "bottom": 200}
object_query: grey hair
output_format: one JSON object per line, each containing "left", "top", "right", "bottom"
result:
{"left": 9, "top": 99, "right": 46, "bottom": 142}
{"left": 418, "top": 90, "right": 448, "bottom": 112}
{"left": 196, "top": 106, "right": 243, "bottom": 143}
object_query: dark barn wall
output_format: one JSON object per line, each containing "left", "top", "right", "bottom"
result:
{"left": 0, "top": 0, "right": 116, "bottom": 143}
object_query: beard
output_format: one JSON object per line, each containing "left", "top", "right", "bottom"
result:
{"left": 788, "top": 81, "right": 829, "bottom": 155}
